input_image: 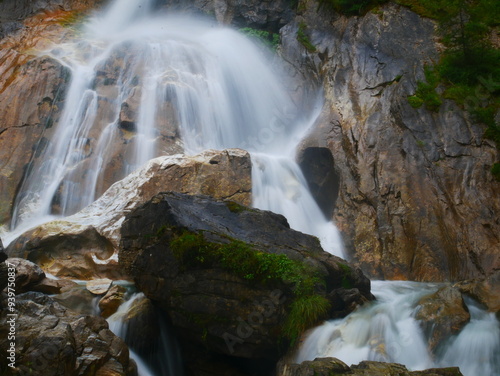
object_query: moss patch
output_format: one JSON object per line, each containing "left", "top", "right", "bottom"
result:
{"left": 225, "top": 201, "right": 247, "bottom": 213}
{"left": 170, "top": 230, "right": 331, "bottom": 344}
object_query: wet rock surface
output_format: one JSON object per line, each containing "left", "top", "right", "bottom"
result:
{"left": 120, "top": 191, "right": 372, "bottom": 372}
{"left": 279, "top": 357, "right": 463, "bottom": 376}
{"left": 0, "top": 291, "right": 137, "bottom": 376}
{"left": 415, "top": 286, "right": 470, "bottom": 351}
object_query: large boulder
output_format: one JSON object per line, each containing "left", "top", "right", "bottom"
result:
{"left": 7, "top": 149, "right": 251, "bottom": 279}
{"left": 283, "top": 2, "right": 500, "bottom": 281}
{"left": 119, "top": 191, "right": 372, "bottom": 374}
{"left": 0, "top": 291, "right": 137, "bottom": 375}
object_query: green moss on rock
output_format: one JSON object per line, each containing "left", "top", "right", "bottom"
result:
{"left": 170, "top": 230, "right": 331, "bottom": 343}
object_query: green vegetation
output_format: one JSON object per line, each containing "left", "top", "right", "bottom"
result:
{"left": 225, "top": 201, "right": 247, "bottom": 213}
{"left": 338, "top": 263, "right": 355, "bottom": 289}
{"left": 282, "top": 295, "right": 331, "bottom": 341}
{"left": 170, "top": 230, "right": 331, "bottom": 343}
{"left": 297, "top": 22, "right": 317, "bottom": 52}
{"left": 491, "top": 163, "right": 500, "bottom": 181}
{"left": 407, "top": 66, "right": 443, "bottom": 112}
{"left": 318, "top": 0, "right": 387, "bottom": 16}
{"left": 239, "top": 27, "right": 280, "bottom": 51}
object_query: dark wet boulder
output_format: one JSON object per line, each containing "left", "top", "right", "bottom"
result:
{"left": 120, "top": 191, "right": 372, "bottom": 374}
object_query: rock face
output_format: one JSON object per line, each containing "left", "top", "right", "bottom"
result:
{"left": 415, "top": 286, "right": 470, "bottom": 351}
{"left": 281, "top": 1, "right": 500, "bottom": 281}
{"left": 120, "top": 191, "right": 372, "bottom": 374}
{"left": 0, "top": 17, "right": 70, "bottom": 225}
{"left": 279, "top": 357, "right": 463, "bottom": 376}
{"left": 0, "top": 2, "right": 182, "bottom": 227}
{"left": 0, "top": 291, "right": 137, "bottom": 376}
{"left": 162, "top": 0, "right": 294, "bottom": 30}
{"left": 7, "top": 149, "right": 252, "bottom": 279}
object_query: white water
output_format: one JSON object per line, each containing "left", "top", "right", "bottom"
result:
{"left": 107, "top": 293, "right": 159, "bottom": 376}
{"left": 297, "top": 281, "right": 500, "bottom": 376}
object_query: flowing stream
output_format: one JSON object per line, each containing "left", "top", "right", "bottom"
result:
{"left": 4, "top": 0, "right": 500, "bottom": 375}
{"left": 297, "top": 281, "right": 500, "bottom": 376}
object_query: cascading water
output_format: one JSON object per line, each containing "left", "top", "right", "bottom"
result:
{"left": 296, "top": 281, "right": 500, "bottom": 376}
{"left": 6, "top": 0, "right": 499, "bottom": 375}
{"left": 9, "top": 0, "right": 345, "bottom": 258}
{"left": 107, "top": 293, "right": 184, "bottom": 376}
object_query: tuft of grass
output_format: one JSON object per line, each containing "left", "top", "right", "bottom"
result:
{"left": 282, "top": 295, "right": 331, "bottom": 343}
{"left": 297, "top": 22, "right": 317, "bottom": 53}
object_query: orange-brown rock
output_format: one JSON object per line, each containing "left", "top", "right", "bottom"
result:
{"left": 0, "top": 9, "right": 85, "bottom": 225}
{"left": 98, "top": 284, "right": 127, "bottom": 318}
{"left": 454, "top": 270, "right": 500, "bottom": 317}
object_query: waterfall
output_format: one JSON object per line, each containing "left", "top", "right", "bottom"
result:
{"left": 296, "top": 281, "right": 500, "bottom": 376}
{"left": 107, "top": 293, "right": 184, "bottom": 376}
{"left": 9, "top": 0, "right": 345, "bottom": 257}
{"left": 8, "top": 0, "right": 499, "bottom": 375}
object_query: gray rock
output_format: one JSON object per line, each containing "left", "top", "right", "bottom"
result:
{"left": 4, "top": 258, "right": 45, "bottom": 292}
{"left": 0, "top": 291, "right": 137, "bottom": 375}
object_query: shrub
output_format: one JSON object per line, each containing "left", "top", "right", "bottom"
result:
{"left": 239, "top": 27, "right": 280, "bottom": 51}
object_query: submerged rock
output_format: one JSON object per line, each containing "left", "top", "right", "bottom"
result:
{"left": 279, "top": 357, "right": 463, "bottom": 376}
{"left": 7, "top": 149, "right": 251, "bottom": 279}
{"left": 0, "top": 291, "right": 137, "bottom": 375}
{"left": 414, "top": 286, "right": 470, "bottom": 352}
{"left": 120, "top": 191, "right": 372, "bottom": 373}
